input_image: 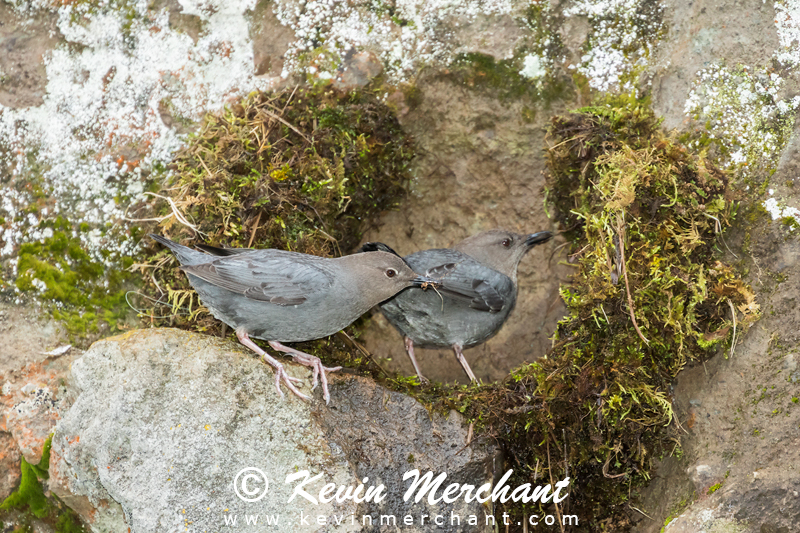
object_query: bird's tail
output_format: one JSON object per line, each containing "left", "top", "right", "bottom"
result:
{"left": 149, "top": 234, "right": 210, "bottom": 266}
{"left": 358, "top": 242, "right": 401, "bottom": 257}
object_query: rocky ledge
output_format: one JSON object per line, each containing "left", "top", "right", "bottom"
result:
{"left": 2, "top": 328, "right": 499, "bottom": 532}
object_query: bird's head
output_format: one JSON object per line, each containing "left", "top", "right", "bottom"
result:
{"left": 453, "top": 229, "right": 553, "bottom": 283}
{"left": 348, "top": 250, "right": 440, "bottom": 303}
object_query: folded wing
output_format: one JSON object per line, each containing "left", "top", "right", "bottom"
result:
{"left": 182, "top": 251, "right": 333, "bottom": 306}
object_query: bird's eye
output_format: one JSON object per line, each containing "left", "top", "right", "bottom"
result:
{"left": 501, "top": 238, "right": 512, "bottom": 247}
{"left": 385, "top": 268, "right": 398, "bottom": 278}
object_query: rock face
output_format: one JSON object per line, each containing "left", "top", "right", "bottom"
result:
{"left": 49, "top": 328, "right": 499, "bottom": 533}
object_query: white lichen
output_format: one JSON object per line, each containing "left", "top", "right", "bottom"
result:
{"left": 683, "top": 65, "right": 800, "bottom": 176}
{"left": 272, "top": 0, "right": 519, "bottom": 81}
{"left": 775, "top": 0, "right": 800, "bottom": 67}
{"left": 682, "top": 1, "right": 800, "bottom": 178}
{"left": 763, "top": 197, "right": 800, "bottom": 228}
{"left": 564, "top": 0, "right": 665, "bottom": 93}
{"left": 520, "top": 53, "right": 546, "bottom": 79}
{"left": 0, "top": 0, "right": 274, "bottom": 265}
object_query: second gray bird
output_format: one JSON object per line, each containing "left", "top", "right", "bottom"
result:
{"left": 360, "top": 229, "right": 553, "bottom": 383}
{"left": 151, "top": 234, "right": 441, "bottom": 403}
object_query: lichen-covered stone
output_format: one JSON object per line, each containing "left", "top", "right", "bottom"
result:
{"left": 0, "top": 354, "right": 74, "bottom": 466}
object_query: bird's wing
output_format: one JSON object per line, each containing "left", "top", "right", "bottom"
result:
{"left": 405, "top": 250, "right": 512, "bottom": 313}
{"left": 433, "top": 277, "right": 508, "bottom": 312}
{"left": 182, "top": 252, "right": 333, "bottom": 306}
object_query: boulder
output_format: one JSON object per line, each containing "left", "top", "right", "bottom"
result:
{"left": 48, "top": 328, "right": 499, "bottom": 532}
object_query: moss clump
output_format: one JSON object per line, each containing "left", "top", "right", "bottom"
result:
{"left": 137, "top": 83, "right": 413, "bottom": 340}
{"left": 0, "top": 437, "right": 85, "bottom": 532}
{"left": 13, "top": 217, "right": 136, "bottom": 342}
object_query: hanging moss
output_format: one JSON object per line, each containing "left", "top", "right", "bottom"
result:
{"left": 421, "top": 94, "right": 760, "bottom": 529}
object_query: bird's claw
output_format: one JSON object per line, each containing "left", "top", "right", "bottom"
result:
{"left": 308, "top": 360, "right": 342, "bottom": 404}
{"left": 265, "top": 341, "right": 343, "bottom": 405}
{"left": 273, "top": 364, "right": 310, "bottom": 401}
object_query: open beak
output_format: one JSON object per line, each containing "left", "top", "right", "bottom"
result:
{"left": 525, "top": 231, "right": 554, "bottom": 248}
{"left": 411, "top": 275, "right": 441, "bottom": 289}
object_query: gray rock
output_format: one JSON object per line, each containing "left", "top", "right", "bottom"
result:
{"left": 49, "top": 328, "right": 499, "bottom": 532}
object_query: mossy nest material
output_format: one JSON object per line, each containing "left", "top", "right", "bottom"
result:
{"left": 427, "top": 96, "right": 759, "bottom": 529}
{"left": 138, "top": 84, "right": 413, "bottom": 347}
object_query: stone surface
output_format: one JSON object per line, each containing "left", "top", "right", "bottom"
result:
{"left": 0, "top": 303, "right": 69, "bottom": 375}
{"left": 651, "top": 0, "right": 783, "bottom": 130}
{"left": 250, "top": 0, "right": 295, "bottom": 78}
{"left": 49, "top": 328, "right": 498, "bottom": 532}
{"left": 621, "top": 0, "right": 800, "bottom": 522}
{"left": 0, "top": 3, "right": 61, "bottom": 109}
{"left": 0, "top": 343, "right": 74, "bottom": 504}
{"left": 0, "top": 431, "right": 21, "bottom": 502}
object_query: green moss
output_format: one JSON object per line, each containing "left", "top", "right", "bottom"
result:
{"left": 781, "top": 216, "right": 800, "bottom": 231}
{"left": 0, "top": 436, "right": 85, "bottom": 532}
{"left": 708, "top": 482, "right": 723, "bottom": 494}
{"left": 14, "top": 217, "right": 136, "bottom": 341}
{"left": 447, "top": 51, "right": 570, "bottom": 107}
{"left": 1, "top": 460, "right": 50, "bottom": 518}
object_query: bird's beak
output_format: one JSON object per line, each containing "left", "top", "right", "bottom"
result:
{"left": 411, "top": 275, "right": 441, "bottom": 289}
{"left": 525, "top": 231, "right": 554, "bottom": 248}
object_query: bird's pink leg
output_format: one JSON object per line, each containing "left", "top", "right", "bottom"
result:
{"left": 268, "top": 341, "right": 342, "bottom": 405}
{"left": 452, "top": 343, "right": 478, "bottom": 383}
{"left": 236, "top": 329, "right": 310, "bottom": 401}
{"left": 404, "top": 336, "right": 429, "bottom": 384}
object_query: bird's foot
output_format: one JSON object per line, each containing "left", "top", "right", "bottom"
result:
{"left": 416, "top": 374, "right": 430, "bottom": 385}
{"left": 453, "top": 343, "right": 479, "bottom": 383}
{"left": 269, "top": 341, "right": 342, "bottom": 404}
{"left": 236, "top": 329, "right": 310, "bottom": 401}
{"left": 270, "top": 361, "right": 311, "bottom": 401}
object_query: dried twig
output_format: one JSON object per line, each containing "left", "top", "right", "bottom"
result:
{"left": 616, "top": 215, "right": 649, "bottom": 345}
{"left": 123, "top": 192, "right": 207, "bottom": 237}
{"left": 260, "top": 106, "right": 313, "bottom": 144}
{"left": 728, "top": 299, "right": 737, "bottom": 358}
{"left": 546, "top": 440, "right": 566, "bottom": 533}
{"left": 629, "top": 505, "right": 654, "bottom": 520}
{"left": 248, "top": 211, "right": 262, "bottom": 248}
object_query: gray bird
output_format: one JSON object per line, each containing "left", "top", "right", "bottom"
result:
{"left": 360, "top": 229, "right": 553, "bottom": 383}
{"left": 150, "top": 234, "right": 441, "bottom": 403}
